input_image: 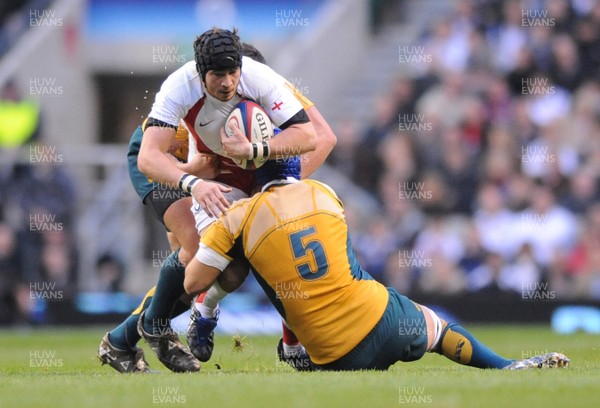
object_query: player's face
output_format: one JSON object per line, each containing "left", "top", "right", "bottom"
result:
{"left": 204, "top": 68, "right": 241, "bottom": 101}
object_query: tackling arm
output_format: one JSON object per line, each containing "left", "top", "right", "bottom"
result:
{"left": 138, "top": 125, "right": 183, "bottom": 185}
{"left": 184, "top": 256, "right": 222, "bottom": 295}
{"left": 139, "top": 124, "right": 231, "bottom": 217}
{"left": 268, "top": 121, "right": 317, "bottom": 157}
{"left": 172, "top": 152, "right": 220, "bottom": 180}
{"left": 301, "top": 106, "right": 337, "bottom": 178}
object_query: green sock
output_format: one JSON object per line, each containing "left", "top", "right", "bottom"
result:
{"left": 108, "top": 299, "right": 190, "bottom": 350}
{"left": 435, "top": 323, "right": 514, "bottom": 369}
{"left": 171, "top": 298, "right": 190, "bottom": 317}
{"left": 143, "top": 249, "right": 185, "bottom": 334}
{"left": 108, "top": 287, "right": 155, "bottom": 350}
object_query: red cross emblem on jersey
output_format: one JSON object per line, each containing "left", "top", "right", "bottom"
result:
{"left": 272, "top": 100, "right": 284, "bottom": 111}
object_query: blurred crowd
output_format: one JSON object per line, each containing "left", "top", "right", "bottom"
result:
{"left": 329, "top": 0, "right": 600, "bottom": 300}
{"left": 0, "top": 80, "right": 80, "bottom": 324}
{"left": 0, "top": 0, "right": 51, "bottom": 57}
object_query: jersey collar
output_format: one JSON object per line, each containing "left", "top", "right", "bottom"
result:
{"left": 261, "top": 177, "right": 299, "bottom": 192}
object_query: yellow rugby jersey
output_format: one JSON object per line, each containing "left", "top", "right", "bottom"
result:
{"left": 199, "top": 179, "right": 389, "bottom": 365}
{"left": 141, "top": 117, "right": 189, "bottom": 162}
{"left": 171, "top": 122, "right": 190, "bottom": 161}
{"left": 285, "top": 81, "right": 314, "bottom": 111}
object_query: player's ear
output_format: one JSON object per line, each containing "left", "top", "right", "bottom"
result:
{"left": 200, "top": 76, "right": 209, "bottom": 91}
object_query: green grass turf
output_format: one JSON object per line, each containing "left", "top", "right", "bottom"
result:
{"left": 0, "top": 325, "right": 598, "bottom": 408}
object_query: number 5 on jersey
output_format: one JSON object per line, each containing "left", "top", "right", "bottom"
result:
{"left": 289, "top": 226, "right": 329, "bottom": 281}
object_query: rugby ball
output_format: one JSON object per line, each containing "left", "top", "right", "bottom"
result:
{"left": 224, "top": 100, "right": 274, "bottom": 169}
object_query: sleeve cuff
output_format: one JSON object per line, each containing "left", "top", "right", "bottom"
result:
{"left": 195, "top": 243, "right": 231, "bottom": 271}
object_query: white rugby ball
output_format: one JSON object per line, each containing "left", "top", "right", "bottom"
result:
{"left": 224, "top": 100, "right": 274, "bottom": 169}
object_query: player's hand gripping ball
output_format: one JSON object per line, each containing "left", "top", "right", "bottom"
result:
{"left": 224, "top": 100, "right": 274, "bottom": 169}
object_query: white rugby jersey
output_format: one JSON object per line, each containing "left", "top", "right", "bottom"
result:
{"left": 148, "top": 56, "right": 304, "bottom": 194}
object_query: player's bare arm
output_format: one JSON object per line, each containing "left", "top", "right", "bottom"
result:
{"left": 184, "top": 256, "right": 222, "bottom": 295}
{"left": 174, "top": 152, "right": 220, "bottom": 180}
{"left": 267, "top": 121, "right": 317, "bottom": 157}
{"left": 220, "top": 119, "right": 317, "bottom": 161}
{"left": 139, "top": 124, "right": 231, "bottom": 217}
{"left": 302, "top": 106, "right": 337, "bottom": 178}
{"left": 138, "top": 125, "right": 181, "bottom": 183}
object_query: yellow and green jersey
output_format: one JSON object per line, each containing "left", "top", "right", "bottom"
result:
{"left": 197, "top": 179, "right": 389, "bottom": 365}
{"left": 127, "top": 120, "right": 189, "bottom": 202}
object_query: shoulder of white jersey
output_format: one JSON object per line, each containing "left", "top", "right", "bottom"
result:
{"left": 238, "top": 56, "right": 304, "bottom": 127}
{"left": 240, "top": 57, "right": 314, "bottom": 110}
{"left": 238, "top": 56, "right": 278, "bottom": 95}
{"left": 240, "top": 56, "right": 271, "bottom": 77}
{"left": 149, "top": 61, "right": 205, "bottom": 127}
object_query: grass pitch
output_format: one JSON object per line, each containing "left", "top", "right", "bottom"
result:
{"left": 0, "top": 325, "right": 598, "bottom": 408}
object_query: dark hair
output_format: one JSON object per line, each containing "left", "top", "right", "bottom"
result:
{"left": 241, "top": 43, "right": 267, "bottom": 64}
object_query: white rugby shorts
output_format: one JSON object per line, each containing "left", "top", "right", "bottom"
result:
{"left": 191, "top": 184, "right": 248, "bottom": 234}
